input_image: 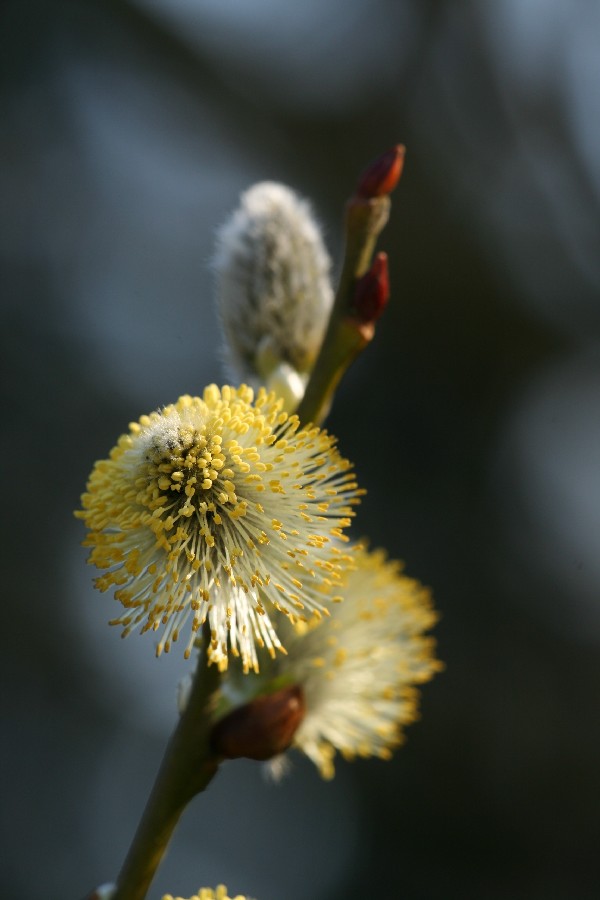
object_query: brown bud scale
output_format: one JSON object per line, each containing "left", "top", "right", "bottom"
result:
{"left": 210, "top": 684, "right": 306, "bottom": 761}
{"left": 356, "top": 145, "right": 405, "bottom": 198}
{"left": 352, "top": 252, "right": 390, "bottom": 324}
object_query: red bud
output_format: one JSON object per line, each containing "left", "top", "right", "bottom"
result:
{"left": 356, "top": 145, "right": 405, "bottom": 198}
{"left": 210, "top": 685, "right": 306, "bottom": 761}
{"left": 352, "top": 253, "right": 389, "bottom": 323}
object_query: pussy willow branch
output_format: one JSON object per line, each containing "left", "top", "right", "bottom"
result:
{"left": 102, "top": 183, "right": 392, "bottom": 900}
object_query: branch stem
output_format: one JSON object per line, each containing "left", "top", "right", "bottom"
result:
{"left": 112, "top": 648, "right": 220, "bottom": 900}
{"left": 296, "top": 196, "right": 390, "bottom": 426}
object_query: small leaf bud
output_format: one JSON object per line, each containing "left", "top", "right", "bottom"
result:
{"left": 356, "top": 145, "right": 405, "bottom": 198}
{"left": 352, "top": 252, "right": 390, "bottom": 324}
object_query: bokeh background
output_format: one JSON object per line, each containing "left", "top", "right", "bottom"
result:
{"left": 2, "top": 1, "right": 600, "bottom": 898}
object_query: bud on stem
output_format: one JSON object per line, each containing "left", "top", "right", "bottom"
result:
{"left": 297, "top": 146, "right": 404, "bottom": 425}
{"left": 210, "top": 685, "right": 306, "bottom": 761}
{"left": 352, "top": 252, "right": 389, "bottom": 324}
{"left": 356, "top": 145, "right": 405, "bottom": 199}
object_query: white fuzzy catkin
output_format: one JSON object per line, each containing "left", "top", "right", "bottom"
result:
{"left": 213, "top": 182, "right": 334, "bottom": 387}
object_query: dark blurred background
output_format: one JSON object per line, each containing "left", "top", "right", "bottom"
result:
{"left": 2, "top": 1, "right": 600, "bottom": 898}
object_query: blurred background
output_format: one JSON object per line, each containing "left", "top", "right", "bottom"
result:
{"left": 2, "top": 1, "right": 600, "bottom": 898}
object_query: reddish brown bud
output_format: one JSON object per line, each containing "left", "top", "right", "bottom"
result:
{"left": 210, "top": 685, "right": 306, "bottom": 761}
{"left": 356, "top": 145, "right": 405, "bottom": 198}
{"left": 352, "top": 252, "right": 389, "bottom": 323}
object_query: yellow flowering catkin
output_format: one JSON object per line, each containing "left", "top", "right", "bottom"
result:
{"left": 77, "top": 385, "right": 362, "bottom": 671}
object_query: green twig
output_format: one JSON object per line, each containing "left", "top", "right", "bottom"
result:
{"left": 112, "top": 646, "right": 220, "bottom": 900}
{"left": 296, "top": 195, "right": 390, "bottom": 427}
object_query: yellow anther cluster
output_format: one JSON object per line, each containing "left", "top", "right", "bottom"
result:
{"left": 77, "top": 385, "right": 362, "bottom": 671}
{"left": 162, "top": 887, "right": 249, "bottom": 900}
